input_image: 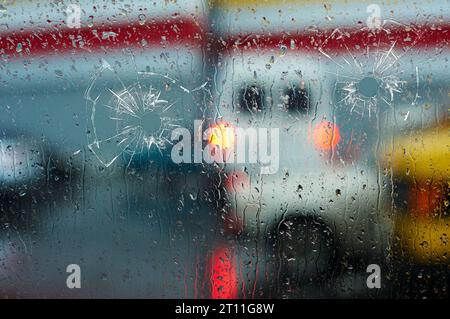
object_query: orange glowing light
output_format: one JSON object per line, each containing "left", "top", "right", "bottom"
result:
{"left": 312, "top": 120, "right": 341, "bottom": 150}
{"left": 410, "top": 185, "right": 443, "bottom": 218}
{"left": 208, "top": 122, "right": 235, "bottom": 150}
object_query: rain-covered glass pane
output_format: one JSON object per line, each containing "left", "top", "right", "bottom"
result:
{"left": 0, "top": 0, "right": 448, "bottom": 300}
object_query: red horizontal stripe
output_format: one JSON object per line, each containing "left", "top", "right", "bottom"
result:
{"left": 1, "top": 22, "right": 448, "bottom": 59}
{"left": 217, "top": 23, "right": 450, "bottom": 54}
{"left": 0, "top": 18, "right": 205, "bottom": 58}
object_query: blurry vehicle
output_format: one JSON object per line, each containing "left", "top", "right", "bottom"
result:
{"left": 386, "top": 127, "right": 449, "bottom": 264}
{"left": 208, "top": 0, "right": 449, "bottom": 298}
{"left": 381, "top": 123, "right": 449, "bottom": 298}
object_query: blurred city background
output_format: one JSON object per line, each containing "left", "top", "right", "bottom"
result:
{"left": 0, "top": 0, "right": 448, "bottom": 298}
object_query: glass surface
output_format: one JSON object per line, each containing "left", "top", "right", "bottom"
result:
{"left": 0, "top": 0, "right": 448, "bottom": 299}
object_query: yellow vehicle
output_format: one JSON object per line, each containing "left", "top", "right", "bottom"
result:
{"left": 383, "top": 125, "right": 450, "bottom": 264}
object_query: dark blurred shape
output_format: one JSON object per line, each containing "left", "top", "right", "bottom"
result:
{"left": 0, "top": 130, "right": 73, "bottom": 231}
{"left": 238, "top": 84, "right": 265, "bottom": 113}
{"left": 271, "top": 215, "right": 335, "bottom": 298}
{"left": 284, "top": 84, "right": 309, "bottom": 114}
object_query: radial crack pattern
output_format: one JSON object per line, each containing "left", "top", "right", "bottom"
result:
{"left": 320, "top": 24, "right": 422, "bottom": 118}
{"left": 85, "top": 59, "right": 192, "bottom": 168}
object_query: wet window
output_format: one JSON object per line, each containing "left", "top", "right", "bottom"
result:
{"left": 0, "top": 0, "right": 449, "bottom": 301}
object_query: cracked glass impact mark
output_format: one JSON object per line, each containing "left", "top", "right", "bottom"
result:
{"left": 320, "top": 24, "right": 422, "bottom": 118}
{"left": 85, "top": 58, "right": 205, "bottom": 168}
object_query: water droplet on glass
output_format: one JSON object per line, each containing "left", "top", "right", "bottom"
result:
{"left": 88, "top": 16, "right": 94, "bottom": 27}
{"left": 290, "top": 39, "right": 295, "bottom": 49}
{"left": 138, "top": 14, "right": 146, "bottom": 25}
